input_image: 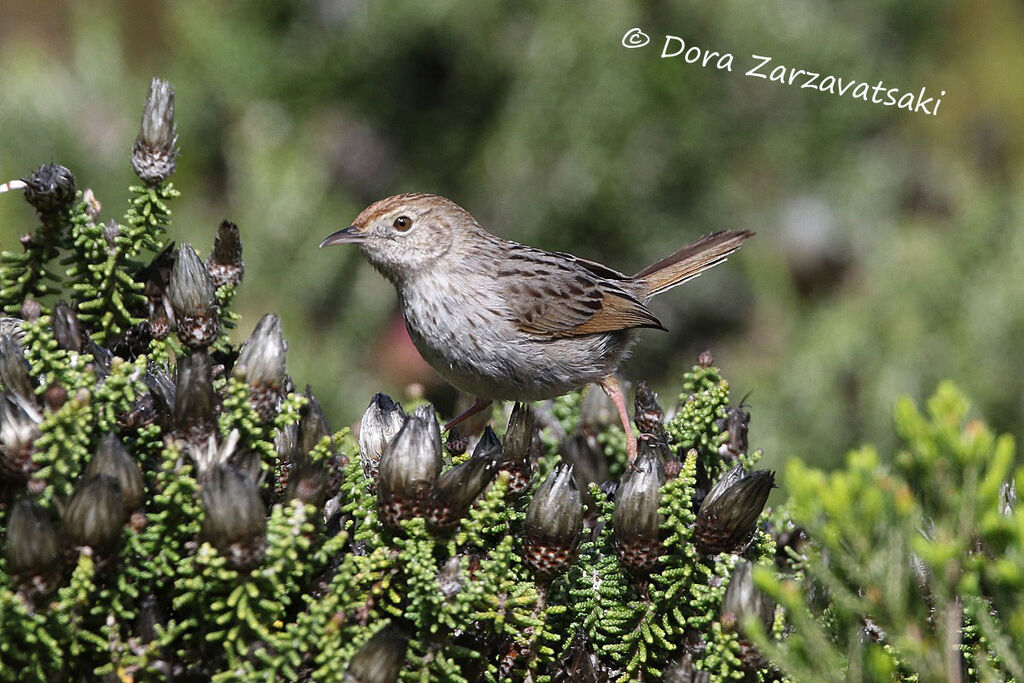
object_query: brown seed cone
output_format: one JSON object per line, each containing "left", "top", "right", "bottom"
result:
{"left": 522, "top": 534, "right": 579, "bottom": 580}
{"left": 615, "top": 535, "right": 664, "bottom": 575}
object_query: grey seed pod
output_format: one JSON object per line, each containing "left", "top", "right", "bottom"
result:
{"left": 559, "top": 431, "right": 608, "bottom": 508}
{"left": 167, "top": 244, "right": 219, "bottom": 349}
{"left": 499, "top": 402, "right": 536, "bottom": 496}
{"left": 427, "top": 426, "right": 502, "bottom": 531}
{"left": 51, "top": 300, "right": 83, "bottom": 352}
{"left": 173, "top": 352, "right": 217, "bottom": 447}
{"left": 233, "top": 314, "right": 286, "bottom": 421}
{"left": 614, "top": 448, "right": 666, "bottom": 574}
{"left": 377, "top": 404, "right": 442, "bottom": 529}
{"left": 523, "top": 463, "right": 583, "bottom": 579}
{"left": 0, "top": 392, "right": 41, "bottom": 480}
{"left": 358, "top": 393, "right": 406, "bottom": 486}
{"left": 285, "top": 458, "right": 328, "bottom": 508}
{"left": 579, "top": 384, "right": 618, "bottom": 434}
{"left": 695, "top": 465, "right": 775, "bottom": 555}
{"left": 20, "top": 163, "right": 76, "bottom": 220}
{"left": 207, "top": 220, "right": 244, "bottom": 289}
{"left": 200, "top": 464, "right": 267, "bottom": 570}
{"left": 721, "top": 560, "right": 775, "bottom": 670}
{"left": 85, "top": 433, "right": 145, "bottom": 514}
{"left": 62, "top": 475, "right": 125, "bottom": 555}
{"left": 131, "top": 78, "right": 179, "bottom": 184}
{"left": 298, "top": 386, "right": 331, "bottom": 455}
{"left": 6, "top": 497, "right": 61, "bottom": 590}
{"left": 0, "top": 333, "right": 34, "bottom": 406}
{"left": 716, "top": 401, "right": 751, "bottom": 460}
{"left": 344, "top": 626, "right": 408, "bottom": 683}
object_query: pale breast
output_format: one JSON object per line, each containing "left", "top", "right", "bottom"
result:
{"left": 399, "top": 273, "right": 632, "bottom": 401}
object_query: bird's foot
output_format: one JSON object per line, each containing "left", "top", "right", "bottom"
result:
{"left": 443, "top": 398, "right": 493, "bottom": 432}
{"left": 599, "top": 375, "right": 637, "bottom": 464}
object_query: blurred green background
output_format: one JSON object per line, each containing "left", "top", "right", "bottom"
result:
{"left": 1, "top": 0, "right": 1021, "bottom": 470}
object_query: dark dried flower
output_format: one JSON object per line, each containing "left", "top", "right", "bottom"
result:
{"left": 20, "top": 163, "right": 77, "bottom": 221}
{"left": 298, "top": 386, "right": 331, "bottom": 455}
{"left": 633, "top": 381, "right": 666, "bottom": 439}
{"left": 131, "top": 78, "right": 179, "bottom": 184}
{"left": 200, "top": 464, "right": 267, "bottom": 570}
{"left": 144, "top": 367, "right": 176, "bottom": 428}
{"left": 721, "top": 560, "right": 775, "bottom": 669}
{"left": 5, "top": 497, "right": 61, "bottom": 597}
{"left": 173, "top": 352, "right": 217, "bottom": 446}
{"left": 51, "top": 300, "right": 83, "bottom": 351}
{"left": 0, "top": 393, "right": 41, "bottom": 480}
{"left": 377, "top": 404, "right": 443, "bottom": 528}
{"left": 85, "top": 433, "right": 145, "bottom": 514}
{"left": 523, "top": 463, "right": 583, "bottom": 579}
{"left": 233, "top": 314, "right": 286, "bottom": 421}
{"left": 427, "top": 426, "right": 501, "bottom": 530}
{"left": 62, "top": 475, "right": 125, "bottom": 555}
{"left": 344, "top": 626, "right": 409, "bottom": 683}
{"left": 19, "top": 299, "right": 42, "bottom": 322}
{"left": 500, "top": 402, "right": 536, "bottom": 496}
{"left": 695, "top": 465, "right": 775, "bottom": 555}
{"left": 207, "top": 220, "right": 244, "bottom": 288}
{"left": 716, "top": 401, "right": 751, "bottom": 460}
{"left": 0, "top": 333, "right": 35, "bottom": 406}
{"left": 614, "top": 449, "right": 666, "bottom": 574}
{"left": 285, "top": 458, "right": 328, "bottom": 508}
{"left": 358, "top": 393, "right": 406, "bottom": 486}
{"left": 697, "top": 350, "right": 714, "bottom": 368}
{"left": 167, "top": 244, "right": 219, "bottom": 349}
{"left": 560, "top": 432, "right": 608, "bottom": 508}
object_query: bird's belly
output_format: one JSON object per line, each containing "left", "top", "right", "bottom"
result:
{"left": 401, "top": 296, "right": 631, "bottom": 401}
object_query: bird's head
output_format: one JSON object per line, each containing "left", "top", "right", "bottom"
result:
{"left": 320, "top": 193, "right": 471, "bottom": 284}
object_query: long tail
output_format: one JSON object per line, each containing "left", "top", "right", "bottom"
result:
{"left": 633, "top": 230, "right": 754, "bottom": 297}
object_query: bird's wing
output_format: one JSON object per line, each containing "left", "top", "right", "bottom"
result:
{"left": 496, "top": 247, "right": 664, "bottom": 339}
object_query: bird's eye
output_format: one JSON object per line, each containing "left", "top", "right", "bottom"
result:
{"left": 393, "top": 216, "right": 412, "bottom": 232}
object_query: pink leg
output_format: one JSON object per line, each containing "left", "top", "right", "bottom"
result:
{"left": 599, "top": 376, "right": 637, "bottom": 464}
{"left": 443, "top": 398, "right": 493, "bottom": 432}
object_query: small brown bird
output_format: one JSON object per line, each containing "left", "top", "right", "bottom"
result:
{"left": 321, "top": 193, "right": 752, "bottom": 461}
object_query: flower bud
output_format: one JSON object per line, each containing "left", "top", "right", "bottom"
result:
{"left": 500, "top": 402, "right": 536, "bottom": 496}
{"left": 523, "top": 464, "right": 583, "bottom": 579}
{"left": 695, "top": 465, "right": 775, "bottom": 555}
{"left": 633, "top": 381, "right": 666, "bottom": 438}
{"left": 427, "top": 426, "right": 501, "bottom": 531}
{"left": 168, "top": 244, "right": 219, "bottom": 349}
{"left": 51, "top": 300, "right": 83, "bottom": 352}
{"left": 62, "top": 475, "right": 125, "bottom": 555}
{"left": 173, "top": 352, "right": 217, "bottom": 446}
{"left": 144, "top": 367, "right": 176, "bottom": 428}
{"left": 5, "top": 497, "right": 61, "bottom": 597}
{"left": 377, "top": 404, "right": 442, "bottom": 529}
{"left": 299, "top": 386, "right": 331, "bottom": 455}
{"left": 20, "top": 163, "right": 76, "bottom": 222}
{"left": 131, "top": 78, "right": 179, "bottom": 184}
{"left": 560, "top": 432, "right": 608, "bottom": 508}
{"left": 85, "top": 433, "right": 145, "bottom": 514}
{"left": 614, "top": 449, "right": 666, "bottom": 574}
{"left": 359, "top": 393, "right": 406, "bottom": 486}
{"left": 207, "top": 220, "right": 244, "bottom": 289}
{"left": 716, "top": 401, "right": 750, "bottom": 460}
{"left": 285, "top": 458, "right": 328, "bottom": 508}
{"left": 345, "top": 626, "right": 408, "bottom": 683}
{"left": 200, "top": 464, "right": 267, "bottom": 570}
{"left": 721, "top": 561, "right": 775, "bottom": 669}
{"left": 233, "top": 314, "right": 286, "bottom": 421}
{"left": 0, "top": 392, "right": 41, "bottom": 480}
{"left": 0, "top": 333, "right": 34, "bottom": 407}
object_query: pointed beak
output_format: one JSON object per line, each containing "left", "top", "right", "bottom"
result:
{"left": 319, "top": 225, "right": 367, "bottom": 248}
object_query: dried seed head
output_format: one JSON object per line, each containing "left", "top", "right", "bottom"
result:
{"left": 377, "top": 404, "right": 442, "bottom": 528}
{"left": 721, "top": 560, "right": 775, "bottom": 670}
{"left": 285, "top": 458, "right": 328, "bottom": 508}
{"left": 695, "top": 465, "right": 775, "bottom": 555}
{"left": 207, "top": 220, "right": 244, "bottom": 288}
{"left": 20, "top": 163, "right": 77, "bottom": 220}
{"left": 523, "top": 464, "right": 583, "bottom": 579}
{"left": 131, "top": 78, "right": 179, "bottom": 184}
{"left": 614, "top": 449, "right": 666, "bottom": 574}
{"left": 5, "top": 497, "right": 61, "bottom": 593}
{"left": 345, "top": 626, "right": 409, "bottom": 683}
{"left": 716, "top": 401, "right": 751, "bottom": 460}
{"left": 0, "top": 333, "right": 34, "bottom": 406}
{"left": 233, "top": 314, "right": 286, "bottom": 421}
{"left": 427, "top": 426, "right": 501, "bottom": 530}
{"left": 62, "top": 475, "right": 125, "bottom": 555}
{"left": 85, "top": 433, "right": 145, "bottom": 514}
{"left": 173, "top": 352, "right": 217, "bottom": 447}
{"left": 168, "top": 244, "right": 219, "bottom": 349}
{"left": 200, "top": 463, "right": 267, "bottom": 570}
{"left": 633, "top": 381, "right": 666, "bottom": 438}
{"left": 0, "top": 393, "right": 41, "bottom": 480}
{"left": 500, "top": 402, "right": 536, "bottom": 496}
{"left": 19, "top": 299, "right": 42, "bottom": 322}
{"left": 560, "top": 432, "right": 609, "bottom": 507}
{"left": 51, "top": 301, "right": 83, "bottom": 351}
{"left": 298, "top": 386, "right": 331, "bottom": 455}
{"left": 359, "top": 393, "right": 406, "bottom": 486}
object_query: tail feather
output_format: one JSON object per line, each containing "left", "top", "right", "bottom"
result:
{"left": 634, "top": 230, "right": 754, "bottom": 297}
